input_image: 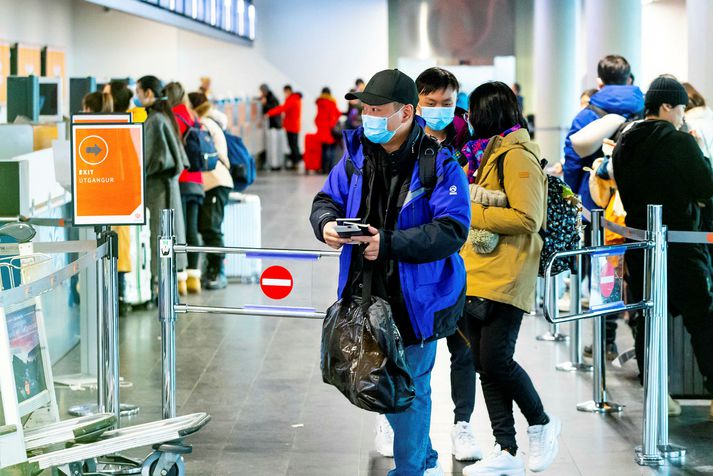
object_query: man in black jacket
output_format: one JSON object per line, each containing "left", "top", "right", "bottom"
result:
{"left": 613, "top": 75, "right": 713, "bottom": 395}
{"left": 310, "top": 69, "right": 470, "bottom": 476}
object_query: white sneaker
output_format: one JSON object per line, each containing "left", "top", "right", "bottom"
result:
{"left": 451, "top": 421, "right": 483, "bottom": 461}
{"left": 527, "top": 415, "right": 561, "bottom": 472}
{"left": 463, "top": 445, "right": 525, "bottom": 476}
{"left": 374, "top": 414, "right": 394, "bottom": 458}
{"left": 424, "top": 461, "right": 444, "bottom": 476}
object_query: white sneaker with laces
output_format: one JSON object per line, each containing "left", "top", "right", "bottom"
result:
{"left": 374, "top": 414, "right": 394, "bottom": 458}
{"left": 451, "top": 421, "right": 483, "bottom": 461}
{"left": 527, "top": 415, "right": 561, "bottom": 472}
{"left": 424, "top": 461, "right": 444, "bottom": 476}
{"left": 462, "top": 445, "right": 525, "bottom": 476}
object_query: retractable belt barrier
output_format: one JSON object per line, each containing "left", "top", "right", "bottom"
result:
{"left": 544, "top": 205, "right": 690, "bottom": 467}
{"left": 157, "top": 209, "right": 340, "bottom": 421}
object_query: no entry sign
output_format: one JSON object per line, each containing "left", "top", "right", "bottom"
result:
{"left": 260, "top": 266, "right": 293, "bottom": 300}
{"left": 600, "top": 261, "right": 616, "bottom": 298}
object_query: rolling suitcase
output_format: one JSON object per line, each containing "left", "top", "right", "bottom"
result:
{"left": 668, "top": 314, "right": 708, "bottom": 398}
{"left": 266, "top": 128, "right": 284, "bottom": 170}
{"left": 303, "top": 133, "right": 322, "bottom": 173}
{"left": 124, "top": 218, "right": 152, "bottom": 307}
{"left": 224, "top": 192, "right": 262, "bottom": 282}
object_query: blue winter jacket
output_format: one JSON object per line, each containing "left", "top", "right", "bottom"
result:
{"left": 310, "top": 122, "right": 470, "bottom": 342}
{"left": 563, "top": 85, "right": 644, "bottom": 212}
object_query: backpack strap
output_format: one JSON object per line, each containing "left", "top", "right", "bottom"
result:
{"left": 586, "top": 103, "right": 608, "bottom": 118}
{"left": 344, "top": 133, "right": 441, "bottom": 190}
{"left": 417, "top": 134, "right": 439, "bottom": 193}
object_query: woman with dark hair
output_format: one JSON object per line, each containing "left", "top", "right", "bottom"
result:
{"left": 259, "top": 84, "right": 281, "bottom": 129}
{"left": 136, "top": 75, "right": 189, "bottom": 296}
{"left": 460, "top": 82, "right": 560, "bottom": 476}
{"left": 81, "top": 90, "right": 113, "bottom": 113}
{"left": 165, "top": 81, "right": 205, "bottom": 294}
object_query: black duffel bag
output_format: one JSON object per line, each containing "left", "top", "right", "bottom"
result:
{"left": 320, "top": 265, "right": 415, "bottom": 413}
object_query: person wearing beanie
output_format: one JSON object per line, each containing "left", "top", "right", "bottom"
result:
{"left": 310, "top": 69, "right": 470, "bottom": 476}
{"left": 613, "top": 74, "right": 713, "bottom": 400}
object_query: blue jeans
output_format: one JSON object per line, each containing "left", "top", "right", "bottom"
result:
{"left": 386, "top": 341, "right": 439, "bottom": 476}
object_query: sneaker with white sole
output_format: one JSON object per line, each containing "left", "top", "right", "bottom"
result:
{"left": 424, "top": 461, "right": 444, "bottom": 476}
{"left": 451, "top": 421, "right": 483, "bottom": 461}
{"left": 462, "top": 445, "right": 525, "bottom": 476}
{"left": 527, "top": 415, "right": 561, "bottom": 472}
{"left": 374, "top": 414, "right": 394, "bottom": 458}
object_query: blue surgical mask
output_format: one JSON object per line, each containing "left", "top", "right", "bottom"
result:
{"left": 420, "top": 106, "right": 455, "bottom": 131}
{"left": 467, "top": 121, "right": 474, "bottom": 137}
{"left": 133, "top": 97, "right": 143, "bottom": 108}
{"left": 362, "top": 107, "right": 404, "bottom": 144}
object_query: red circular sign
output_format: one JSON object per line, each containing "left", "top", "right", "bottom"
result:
{"left": 260, "top": 266, "right": 293, "bottom": 300}
{"left": 600, "top": 261, "right": 616, "bottom": 298}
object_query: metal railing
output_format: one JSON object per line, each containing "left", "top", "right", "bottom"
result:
{"left": 542, "top": 205, "right": 685, "bottom": 466}
{"left": 0, "top": 227, "right": 127, "bottom": 425}
{"left": 157, "top": 209, "right": 340, "bottom": 420}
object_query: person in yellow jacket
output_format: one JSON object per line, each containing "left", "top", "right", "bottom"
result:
{"left": 459, "top": 82, "right": 560, "bottom": 476}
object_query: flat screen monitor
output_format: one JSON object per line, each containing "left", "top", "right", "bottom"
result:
{"left": 38, "top": 77, "right": 62, "bottom": 122}
{"left": 4, "top": 302, "right": 50, "bottom": 417}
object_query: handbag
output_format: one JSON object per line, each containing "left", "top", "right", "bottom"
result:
{"left": 320, "top": 263, "right": 415, "bottom": 413}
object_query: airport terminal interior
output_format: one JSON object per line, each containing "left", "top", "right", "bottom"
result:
{"left": 1, "top": 0, "right": 713, "bottom": 475}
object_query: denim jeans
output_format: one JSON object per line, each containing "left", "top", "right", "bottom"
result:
{"left": 465, "top": 298, "right": 547, "bottom": 451}
{"left": 386, "top": 341, "right": 439, "bottom": 476}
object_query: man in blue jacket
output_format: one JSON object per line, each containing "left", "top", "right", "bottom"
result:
{"left": 310, "top": 69, "right": 470, "bottom": 476}
{"left": 563, "top": 55, "right": 644, "bottom": 355}
{"left": 564, "top": 55, "right": 644, "bottom": 213}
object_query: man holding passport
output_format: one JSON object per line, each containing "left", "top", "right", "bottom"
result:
{"left": 310, "top": 69, "right": 470, "bottom": 475}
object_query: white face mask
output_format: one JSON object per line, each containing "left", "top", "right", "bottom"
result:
{"left": 362, "top": 106, "right": 405, "bottom": 144}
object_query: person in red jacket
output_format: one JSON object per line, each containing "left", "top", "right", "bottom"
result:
{"left": 165, "top": 81, "right": 205, "bottom": 294}
{"left": 315, "top": 87, "right": 341, "bottom": 172}
{"left": 266, "top": 85, "right": 302, "bottom": 169}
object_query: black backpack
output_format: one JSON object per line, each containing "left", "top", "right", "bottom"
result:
{"left": 345, "top": 134, "right": 440, "bottom": 195}
{"left": 496, "top": 149, "right": 582, "bottom": 277}
{"left": 177, "top": 115, "right": 219, "bottom": 172}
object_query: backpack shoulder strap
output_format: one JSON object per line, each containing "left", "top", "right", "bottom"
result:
{"left": 586, "top": 103, "right": 608, "bottom": 118}
{"left": 417, "top": 134, "right": 439, "bottom": 191}
{"left": 493, "top": 144, "right": 541, "bottom": 190}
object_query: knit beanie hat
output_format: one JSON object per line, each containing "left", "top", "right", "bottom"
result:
{"left": 645, "top": 76, "right": 689, "bottom": 109}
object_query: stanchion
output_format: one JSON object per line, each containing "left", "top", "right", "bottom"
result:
{"left": 577, "top": 209, "right": 623, "bottom": 414}
{"left": 159, "top": 210, "right": 178, "bottom": 420}
{"left": 557, "top": 254, "right": 592, "bottom": 373}
{"left": 69, "top": 229, "right": 139, "bottom": 421}
{"left": 637, "top": 205, "right": 686, "bottom": 465}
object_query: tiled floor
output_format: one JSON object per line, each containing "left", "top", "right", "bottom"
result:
{"left": 53, "top": 171, "right": 713, "bottom": 475}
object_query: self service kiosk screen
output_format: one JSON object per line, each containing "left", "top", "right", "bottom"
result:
{"left": 6, "top": 305, "right": 47, "bottom": 403}
{"left": 39, "top": 83, "right": 59, "bottom": 116}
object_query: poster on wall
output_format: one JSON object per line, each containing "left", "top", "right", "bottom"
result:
{"left": 0, "top": 41, "right": 9, "bottom": 104}
{"left": 42, "top": 47, "right": 65, "bottom": 79}
{"left": 12, "top": 43, "right": 42, "bottom": 76}
{"left": 5, "top": 304, "right": 47, "bottom": 404}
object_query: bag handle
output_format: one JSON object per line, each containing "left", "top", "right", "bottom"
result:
{"left": 361, "top": 260, "right": 373, "bottom": 314}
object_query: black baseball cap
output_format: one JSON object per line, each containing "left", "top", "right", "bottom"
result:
{"left": 345, "top": 69, "right": 418, "bottom": 107}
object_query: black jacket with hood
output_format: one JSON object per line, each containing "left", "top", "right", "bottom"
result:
{"left": 613, "top": 119, "right": 713, "bottom": 232}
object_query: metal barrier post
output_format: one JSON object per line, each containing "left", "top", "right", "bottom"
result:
{"left": 557, "top": 254, "right": 592, "bottom": 372}
{"left": 637, "top": 204, "right": 665, "bottom": 465}
{"left": 656, "top": 224, "right": 686, "bottom": 460}
{"left": 96, "top": 254, "right": 106, "bottom": 414}
{"left": 102, "top": 229, "right": 121, "bottom": 426}
{"left": 577, "top": 209, "right": 623, "bottom": 414}
{"left": 537, "top": 276, "right": 569, "bottom": 340}
{"left": 159, "top": 210, "right": 177, "bottom": 420}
